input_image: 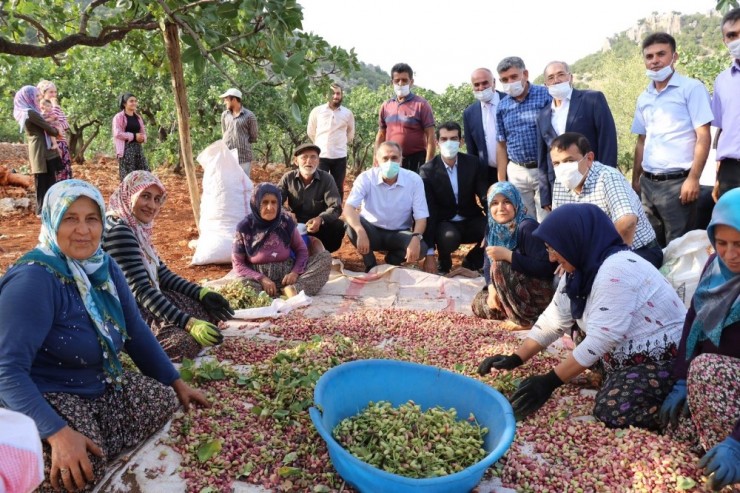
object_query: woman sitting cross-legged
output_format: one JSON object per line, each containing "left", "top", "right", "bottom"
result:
{"left": 471, "top": 182, "right": 557, "bottom": 330}
{"left": 660, "top": 188, "right": 740, "bottom": 492}
{"left": 478, "top": 204, "right": 685, "bottom": 429}
{"left": 0, "top": 180, "right": 208, "bottom": 493}
{"left": 103, "top": 171, "right": 232, "bottom": 362}
{"left": 232, "top": 183, "right": 332, "bottom": 297}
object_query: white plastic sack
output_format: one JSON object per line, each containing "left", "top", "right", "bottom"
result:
{"left": 232, "top": 291, "right": 312, "bottom": 320}
{"left": 659, "top": 230, "right": 713, "bottom": 308}
{"left": 191, "top": 140, "right": 253, "bottom": 265}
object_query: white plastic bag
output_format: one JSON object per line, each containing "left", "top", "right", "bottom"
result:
{"left": 232, "top": 291, "right": 312, "bottom": 320}
{"left": 191, "top": 140, "right": 253, "bottom": 265}
{"left": 659, "top": 230, "right": 713, "bottom": 308}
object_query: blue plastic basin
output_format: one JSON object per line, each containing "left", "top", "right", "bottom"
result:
{"left": 309, "top": 359, "right": 516, "bottom": 493}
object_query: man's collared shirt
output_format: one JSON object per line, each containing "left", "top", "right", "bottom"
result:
{"left": 307, "top": 104, "right": 355, "bottom": 159}
{"left": 551, "top": 95, "right": 571, "bottom": 136}
{"left": 711, "top": 60, "right": 740, "bottom": 161}
{"left": 552, "top": 161, "right": 656, "bottom": 250}
{"left": 346, "top": 167, "right": 429, "bottom": 231}
{"left": 378, "top": 93, "right": 436, "bottom": 155}
{"left": 496, "top": 84, "right": 552, "bottom": 164}
{"left": 481, "top": 92, "right": 500, "bottom": 167}
{"left": 631, "top": 72, "right": 713, "bottom": 173}
{"left": 277, "top": 169, "right": 341, "bottom": 224}
{"left": 443, "top": 158, "right": 465, "bottom": 221}
{"left": 221, "top": 107, "right": 259, "bottom": 164}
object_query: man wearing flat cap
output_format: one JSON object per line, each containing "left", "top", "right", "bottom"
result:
{"left": 278, "top": 143, "right": 345, "bottom": 252}
{"left": 220, "top": 87, "right": 259, "bottom": 177}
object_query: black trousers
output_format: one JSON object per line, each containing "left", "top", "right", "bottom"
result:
{"left": 309, "top": 218, "right": 346, "bottom": 253}
{"left": 401, "top": 151, "right": 426, "bottom": 173}
{"left": 34, "top": 158, "right": 60, "bottom": 214}
{"left": 434, "top": 217, "right": 486, "bottom": 271}
{"left": 718, "top": 158, "right": 740, "bottom": 198}
{"left": 318, "top": 157, "right": 347, "bottom": 201}
{"left": 632, "top": 239, "right": 664, "bottom": 270}
{"left": 346, "top": 216, "right": 428, "bottom": 270}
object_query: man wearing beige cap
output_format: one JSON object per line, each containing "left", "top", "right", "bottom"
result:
{"left": 220, "top": 87, "right": 259, "bottom": 176}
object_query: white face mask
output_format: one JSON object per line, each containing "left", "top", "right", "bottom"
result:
{"left": 473, "top": 87, "right": 494, "bottom": 102}
{"left": 547, "top": 81, "right": 572, "bottom": 100}
{"left": 554, "top": 158, "right": 586, "bottom": 190}
{"left": 501, "top": 80, "right": 525, "bottom": 97}
{"left": 728, "top": 39, "right": 740, "bottom": 59}
{"left": 646, "top": 64, "right": 674, "bottom": 82}
{"left": 393, "top": 84, "right": 410, "bottom": 98}
{"left": 439, "top": 140, "right": 460, "bottom": 159}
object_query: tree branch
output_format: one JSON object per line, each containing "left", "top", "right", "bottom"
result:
{"left": 79, "top": 0, "right": 109, "bottom": 34}
{"left": 13, "top": 14, "right": 55, "bottom": 43}
{"left": 0, "top": 19, "right": 159, "bottom": 57}
{"left": 171, "top": 0, "right": 218, "bottom": 14}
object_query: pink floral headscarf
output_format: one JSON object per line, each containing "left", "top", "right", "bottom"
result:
{"left": 13, "top": 85, "right": 41, "bottom": 133}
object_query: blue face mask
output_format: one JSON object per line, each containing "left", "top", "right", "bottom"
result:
{"left": 440, "top": 140, "right": 460, "bottom": 159}
{"left": 380, "top": 161, "right": 401, "bottom": 179}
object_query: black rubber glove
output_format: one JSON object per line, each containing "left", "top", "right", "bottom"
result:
{"left": 199, "top": 288, "right": 235, "bottom": 321}
{"left": 477, "top": 353, "right": 523, "bottom": 375}
{"left": 509, "top": 369, "right": 563, "bottom": 421}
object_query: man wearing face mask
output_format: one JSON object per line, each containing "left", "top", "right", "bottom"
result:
{"left": 375, "top": 63, "right": 436, "bottom": 173}
{"left": 419, "top": 122, "right": 488, "bottom": 274}
{"left": 277, "top": 143, "right": 345, "bottom": 253}
{"left": 631, "top": 32, "right": 713, "bottom": 247}
{"left": 463, "top": 68, "right": 507, "bottom": 187}
{"left": 550, "top": 132, "right": 663, "bottom": 268}
{"left": 343, "top": 141, "right": 429, "bottom": 272}
{"left": 495, "top": 57, "right": 552, "bottom": 223}
{"left": 536, "top": 61, "right": 618, "bottom": 212}
{"left": 711, "top": 8, "right": 740, "bottom": 201}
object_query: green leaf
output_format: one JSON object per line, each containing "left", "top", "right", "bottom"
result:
{"left": 196, "top": 439, "right": 222, "bottom": 463}
{"left": 194, "top": 55, "right": 206, "bottom": 75}
{"left": 181, "top": 34, "right": 196, "bottom": 47}
{"left": 181, "top": 46, "right": 200, "bottom": 64}
{"left": 282, "top": 451, "right": 298, "bottom": 464}
{"left": 313, "top": 486, "right": 331, "bottom": 493}
{"left": 676, "top": 476, "right": 697, "bottom": 490}
{"left": 199, "top": 487, "right": 217, "bottom": 493}
{"left": 290, "top": 103, "right": 301, "bottom": 123}
{"left": 273, "top": 409, "right": 290, "bottom": 419}
{"left": 278, "top": 466, "right": 301, "bottom": 478}
{"left": 179, "top": 368, "right": 194, "bottom": 383}
{"left": 237, "top": 462, "right": 255, "bottom": 478}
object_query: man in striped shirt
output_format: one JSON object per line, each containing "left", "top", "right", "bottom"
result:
{"left": 220, "top": 88, "right": 259, "bottom": 177}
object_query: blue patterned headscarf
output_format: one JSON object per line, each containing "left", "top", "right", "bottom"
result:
{"left": 15, "top": 180, "right": 128, "bottom": 388}
{"left": 533, "top": 203, "right": 628, "bottom": 319}
{"left": 486, "top": 182, "right": 533, "bottom": 250}
{"left": 685, "top": 188, "right": 740, "bottom": 359}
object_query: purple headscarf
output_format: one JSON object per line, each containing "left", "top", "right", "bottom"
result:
{"left": 237, "top": 183, "right": 296, "bottom": 257}
{"left": 13, "top": 85, "right": 41, "bottom": 133}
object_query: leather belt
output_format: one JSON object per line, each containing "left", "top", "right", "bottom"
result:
{"left": 511, "top": 160, "right": 538, "bottom": 169}
{"left": 642, "top": 170, "right": 690, "bottom": 181}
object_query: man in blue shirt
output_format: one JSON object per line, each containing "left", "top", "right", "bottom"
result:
{"left": 496, "top": 57, "right": 552, "bottom": 222}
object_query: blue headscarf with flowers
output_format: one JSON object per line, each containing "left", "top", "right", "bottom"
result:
{"left": 685, "top": 188, "right": 740, "bottom": 359}
{"left": 15, "top": 180, "right": 128, "bottom": 388}
{"left": 486, "top": 181, "right": 533, "bottom": 250}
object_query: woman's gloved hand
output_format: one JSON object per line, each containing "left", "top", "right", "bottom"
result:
{"left": 185, "top": 318, "right": 224, "bottom": 347}
{"left": 698, "top": 436, "right": 740, "bottom": 491}
{"left": 509, "top": 369, "right": 563, "bottom": 421}
{"left": 199, "top": 288, "right": 235, "bottom": 321}
{"left": 477, "top": 354, "right": 523, "bottom": 376}
{"left": 659, "top": 379, "right": 689, "bottom": 428}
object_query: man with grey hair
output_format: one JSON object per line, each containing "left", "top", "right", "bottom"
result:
{"left": 495, "top": 57, "right": 552, "bottom": 221}
{"left": 536, "top": 60, "right": 618, "bottom": 211}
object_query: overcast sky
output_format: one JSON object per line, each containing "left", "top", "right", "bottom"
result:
{"left": 300, "top": 0, "right": 718, "bottom": 93}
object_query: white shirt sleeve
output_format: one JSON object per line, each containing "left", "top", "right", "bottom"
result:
{"left": 346, "top": 170, "right": 370, "bottom": 209}
{"left": 527, "top": 277, "right": 573, "bottom": 349}
{"left": 410, "top": 173, "right": 429, "bottom": 220}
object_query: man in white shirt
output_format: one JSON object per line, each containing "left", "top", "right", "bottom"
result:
{"left": 343, "top": 141, "right": 429, "bottom": 272}
{"left": 463, "top": 68, "right": 504, "bottom": 187}
{"left": 631, "top": 33, "right": 713, "bottom": 246}
{"left": 307, "top": 83, "right": 355, "bottom": 198}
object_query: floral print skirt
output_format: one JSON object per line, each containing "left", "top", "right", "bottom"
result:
{"left": 54, "top": 140, "right": 73, "bottom": 182}
{"left": 118, "top": 141, "right": 149, "bottom": 181}
{"left": 471, "top": 260, "right": 554, "bottom": 327}
{"left": 38, "top": 371, "right": 177, "bottom": 492}
{"left": 240, "top": 251, "right": 333, "bottom": 297}
{"left": 665, "top": 353, "right": 740, "bottom": 453}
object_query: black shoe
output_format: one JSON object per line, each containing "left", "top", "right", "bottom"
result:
{"left": 364, "top": 263, "right": 377, "bottom": 273}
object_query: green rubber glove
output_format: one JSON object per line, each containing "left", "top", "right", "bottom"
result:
{"left": 199, "top": 287, "right": 235, "bottom": 321}
{"left": 186, "top": 318, "right": 224, "bottom": 347}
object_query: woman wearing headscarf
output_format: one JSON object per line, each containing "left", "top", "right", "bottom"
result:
{"left": 478, "top": 204, "right": 685, "bottom": 428}
{"left": 13, "top": 85, "right": 61, "bottom": 215}
{"left": 0, "top": 180, "right": 208, "bottom": 493}
{"left": 471, "top": 182, "right": 557, "bottom": 330}
{"left": 103, "top": 171, "right": 232, "bottom": 362}
{"left": 112, "top": 92, "right": 148, "bottom": 181}
{"left": 37, "top": 79, "right": 73, "bottom": 181}
{"left": 232, "top": 183, "right": 332, "bottom": 297}
{"left": 660, "top": 189, "right": 740, "bottom": 492}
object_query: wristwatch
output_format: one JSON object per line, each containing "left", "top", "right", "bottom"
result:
{"left": 411, "top": 233, "right": 423, "bottom": 240}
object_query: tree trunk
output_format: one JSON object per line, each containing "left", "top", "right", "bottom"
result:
{"left": 163, "top": 22, "right": 200, "bottom": 227}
